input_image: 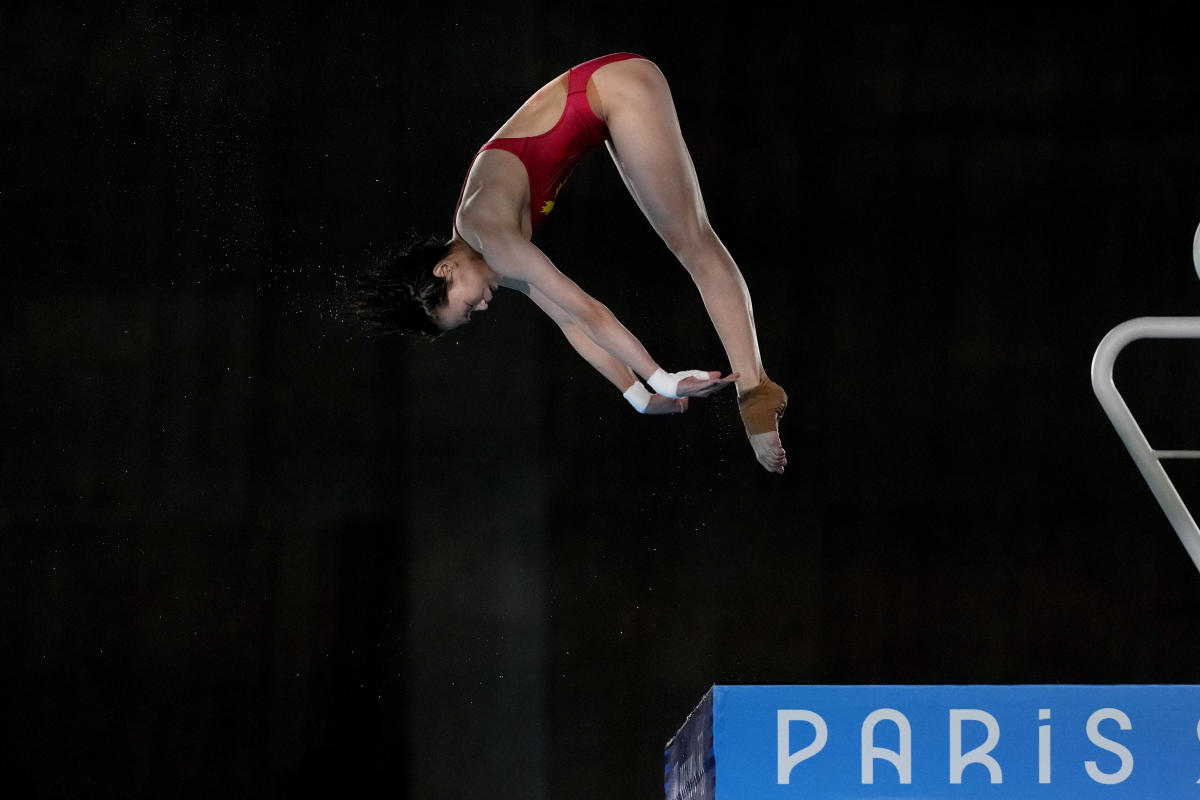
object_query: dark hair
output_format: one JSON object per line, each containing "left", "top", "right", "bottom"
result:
{"left": 342, "top": 233, "right": 451, "bottom": 339}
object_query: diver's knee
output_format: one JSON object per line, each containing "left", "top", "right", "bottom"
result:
{"left": 660, "top": 215, "right": 711, "bottom": 255}
{"left": 663, "top": 222, "right": 722, "bottom": 272}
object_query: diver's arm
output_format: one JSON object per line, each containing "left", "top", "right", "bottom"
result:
{"left": 505, "top": 277, "right": 687, "bottom": 414}
{"left": 457, "top": 192, "right": 734, "bottom": 397}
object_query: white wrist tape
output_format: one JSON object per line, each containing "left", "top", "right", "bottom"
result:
{"left": 622, "top": 381, "right": 652, "bottom": 413}
{"left": 646, "top": 368, "right": 712, "bottom": 398}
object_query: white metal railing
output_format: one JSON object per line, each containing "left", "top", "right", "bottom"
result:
{"left": 1091, "top": 317, "right": 1200, "bottom": 574}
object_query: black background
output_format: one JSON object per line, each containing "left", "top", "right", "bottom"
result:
{"left": 4, "top": 2, "right": 1200, "bottom": 797}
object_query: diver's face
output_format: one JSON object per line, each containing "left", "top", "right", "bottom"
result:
{"left": 432, "top": 251, "right": 499, "bottom": 331}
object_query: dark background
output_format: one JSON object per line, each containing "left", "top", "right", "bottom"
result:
{"left": 4, "top": 2, "right": 1200, "bottom": 797}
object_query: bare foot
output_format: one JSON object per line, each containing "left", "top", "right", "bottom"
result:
{"left": 738, "top": 377, "right": 788, "bottom": 474}
{"left": 750, "top": 430, "right": 787, "bottom": 474}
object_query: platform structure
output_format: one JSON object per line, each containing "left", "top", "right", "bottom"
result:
{"left": 1092, "top": 317, "right": 1200, "bottom": 575}
{"left": 665, "top": 684, "right": 1200, "bottom": 799}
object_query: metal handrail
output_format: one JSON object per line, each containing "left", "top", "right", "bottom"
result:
{"left": 1091, "top": 317, "right": 1200, "bottom": 575}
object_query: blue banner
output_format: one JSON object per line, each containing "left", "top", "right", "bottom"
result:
{"left": 666, "top": 685, "right": 1200, "bottom": 799}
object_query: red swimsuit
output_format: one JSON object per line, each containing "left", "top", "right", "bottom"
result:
{"left": 454, "top": 53, "right": 645, "bottom": 236}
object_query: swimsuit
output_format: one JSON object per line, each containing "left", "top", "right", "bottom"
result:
{"left": 454, "top": 53, "right": 645, "bottom": 236}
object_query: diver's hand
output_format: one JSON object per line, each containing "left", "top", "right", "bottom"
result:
{"left": 673, "top": 371, "right": 739, "bottom": 399}
{"left": 643, "top": 394, "right": 689, "bottom": 415}
{"left": 647, "top": 368, "right": 739, "bottom": 398}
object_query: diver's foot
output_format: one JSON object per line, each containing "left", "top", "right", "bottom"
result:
{"left": 750, "top": 430, "right": 787, "bottom": 474}
{"left": 738, "top": 377, "right": 788, "bottom": 474}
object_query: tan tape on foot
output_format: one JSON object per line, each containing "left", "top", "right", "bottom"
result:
{"left": 738, "top": 378, "right": 788, "bottom": 437}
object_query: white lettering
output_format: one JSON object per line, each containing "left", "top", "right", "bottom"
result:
{"left": 777, "top": 710, "right": 828, "bottom": 785}
{"left": 950, "top": 709, "right": 1002, "bottom": 784}
{"left": 861, "top": 708, "right": 912, "bottom": 784}
{"left": 1085, "top": 708, "right": 1133, "bottom": 784}
{"left": 1039, "top": 708, "right": 1051, "bottom": 784}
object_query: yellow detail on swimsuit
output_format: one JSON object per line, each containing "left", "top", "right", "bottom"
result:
{"left": 541, "top": 181, "right": 567, "bottom": 216}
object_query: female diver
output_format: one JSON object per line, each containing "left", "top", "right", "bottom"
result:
{"left": 347, "top": 53, "right": 788, "bottom": 473}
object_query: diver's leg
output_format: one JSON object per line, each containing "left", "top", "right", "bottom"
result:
{"left": 594, "top": 59, "right": 787, "bottom": 473}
